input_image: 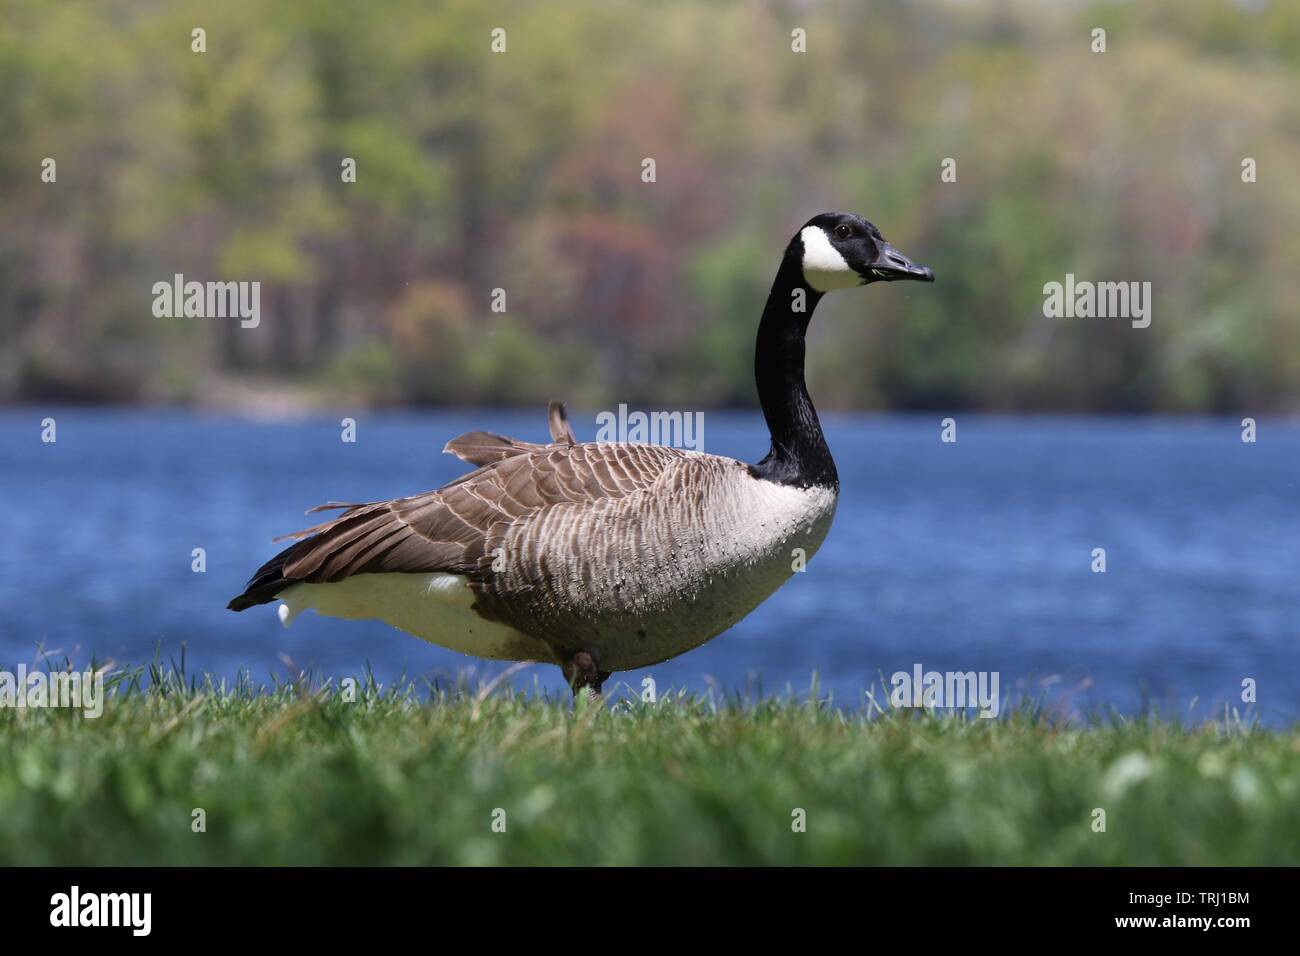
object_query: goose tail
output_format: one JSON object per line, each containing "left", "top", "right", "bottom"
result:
{"left": 227, "top": 542, "right": 296, "bottom": 611}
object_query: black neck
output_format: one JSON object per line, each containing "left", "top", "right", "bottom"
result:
{"left": 748, "top": 253, "right": 838, "bottom": 490}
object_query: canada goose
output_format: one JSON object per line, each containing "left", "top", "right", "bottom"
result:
{"left": 229, "top": 213, "right": 934, "bottom": 694}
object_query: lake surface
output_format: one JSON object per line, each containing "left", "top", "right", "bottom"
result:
{"left": 1, "top": 409, "right": 1296, "bottom": 723}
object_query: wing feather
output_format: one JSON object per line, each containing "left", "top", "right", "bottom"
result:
{"left": 441, "top": 399, "right": 578, "bottom": 467}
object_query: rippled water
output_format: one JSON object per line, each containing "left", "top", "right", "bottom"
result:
{"left": 1, "top": 409, "right": 1296, "bottom": 723}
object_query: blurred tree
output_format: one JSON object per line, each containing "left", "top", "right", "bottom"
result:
{"left": 1, "top": 0, "right": 1297, "bottom": 413}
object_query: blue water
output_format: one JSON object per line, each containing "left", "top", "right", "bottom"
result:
{"left": 1, "top": 409, "right": 1296, "bottom": 723}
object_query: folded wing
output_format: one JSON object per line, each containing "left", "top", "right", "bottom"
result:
{"left": 228, "top": 423, "right": 688, "bottom": 610}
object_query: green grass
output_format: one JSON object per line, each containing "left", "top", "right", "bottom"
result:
{"left": 2, "top": 665, "right": 1298, "bottom": 865}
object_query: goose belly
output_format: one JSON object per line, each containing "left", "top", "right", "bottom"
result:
{"left": 276, "top": 572, "right": 555, "bottom": 663}
{"left": 484, "top": 474, "right": 839, "bottom": 671}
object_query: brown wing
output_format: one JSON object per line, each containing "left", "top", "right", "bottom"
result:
{"left": 228, "top": 441, "right": 688, "bottom": 609}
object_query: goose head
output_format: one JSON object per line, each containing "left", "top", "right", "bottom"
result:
{"left": 795, "top": 212, "right": 934, "bottom": 292}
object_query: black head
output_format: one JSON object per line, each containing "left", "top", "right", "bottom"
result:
{"left": 791, "top": 212, "right": 935, "bottom": 292}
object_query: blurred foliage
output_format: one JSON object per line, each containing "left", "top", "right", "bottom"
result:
{"left": 1, "top": 0, "right": 1298, "bottom": 412}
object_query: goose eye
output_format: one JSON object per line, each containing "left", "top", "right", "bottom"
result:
{"left": 833, "top": 224, "right": 852, "bottom": 240}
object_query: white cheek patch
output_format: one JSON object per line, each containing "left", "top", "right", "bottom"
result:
{"left": 800, "top": 226, "right": 863, "bottom": 292}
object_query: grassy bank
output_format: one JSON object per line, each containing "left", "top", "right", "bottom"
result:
{"left": 1, "top": 670, "right": 1297, "bottom": 866}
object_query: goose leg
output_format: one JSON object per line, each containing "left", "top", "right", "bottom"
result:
{"left": 561, "top": 650, "right": 609, "bottom": 699}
